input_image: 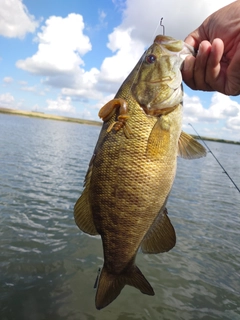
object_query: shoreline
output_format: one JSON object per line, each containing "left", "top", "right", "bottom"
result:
{"left": 0, "top": 107, "right": 102, "bottom": 127}
{"left": 1, "top": 107, "right": 239, "bottom": 145}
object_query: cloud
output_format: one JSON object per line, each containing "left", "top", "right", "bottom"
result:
{"left": 183, "top": 92, "right": 240, "bottom": 140}
{"left": 0, "top": 92, "right": 15, "bottom": 107}
{"left": 0, "top": 0, "right": 38, "bottom": 39}
{"left": 20, "top": 85, "right": 46, "bottom": 96}
{"left": 99, "top": 10, "right": 106, "bottom": 22}
{"left": 18, "top": 80, "right": 28, "bottom": 86}
{"left": 20, "top": 85, "right": 37, "bottom": 93}
{"left": 3, "top": 77, "right": 13, "bottom": 83}
{"left": 46, "top": 96, "right": 75, "bottom": 113}
{"left": 184, "top": 92, "right": 240, "bottom": 122}
{"left": 16, "top": 13, "right": 91, "bottom": 75}
{"left": 226, "top": 118, "right": 240, "bottom": 132}
{"left": 120, "top": 0, "right": 233, "bottom": 43}
{"left": 16, "top": 13, "right": 102, "bottom": 100}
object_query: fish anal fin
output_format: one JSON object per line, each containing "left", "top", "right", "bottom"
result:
{"left": 141, "top": 208, "right": 176, "bottom": 254}
{"left": 147, "top": 118, "right": 170, "bottom": 158}
{"left": 74, "top": 164, "right": 98, "bottom": 235}
{"left": 178, "top": 131, "right": 206, "bottom": 159}
{"left": 95, "top": 265, "right": 154, "bottom": 310}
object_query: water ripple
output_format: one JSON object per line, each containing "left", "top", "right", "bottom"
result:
{"left": 0, "top": 114, "right": 240, "bottom": 320}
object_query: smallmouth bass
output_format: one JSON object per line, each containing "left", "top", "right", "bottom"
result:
{"left": 74, "top": 35, "right": 206, "bottom": 310}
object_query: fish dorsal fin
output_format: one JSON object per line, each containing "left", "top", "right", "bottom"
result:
{"left": 178, "top": 131, "right": 207, "bottom": 159}
{"left": 141, "top": 208, "right": 176, "bottom": 254}
{"left": 146, "top": 118, "right": 170, "bottom": 158}
{"left": 74, "top": 163, "right": 99, "bottom": 235}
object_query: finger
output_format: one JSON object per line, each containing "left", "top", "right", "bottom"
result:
{"left": 192, "top": 40, "right": 212, "bottom": 90}
{"left": 182, "top": 55, "right": 196, "bottom": 90}
{"left": 184, "top": 28, "right": 205, "bottom": 49}
{"left": 227, "top": 43, "right": 240, "bottom": 95}
{"left": 184, "top": 34, "right": 199, "bottom": 48}
{"left": 205, "top": 38, "right": 224, "bottom": 91}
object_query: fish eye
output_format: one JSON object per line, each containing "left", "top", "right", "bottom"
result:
{"left": 145, "top": 54, "right": 156, "bottom": 64}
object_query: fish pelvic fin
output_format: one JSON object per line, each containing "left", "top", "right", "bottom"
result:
{"left": 178, "top": 131, "right": 206, "bottom": 159}
{"left": 95, "top": 265, "right": 154, "bottom": 310}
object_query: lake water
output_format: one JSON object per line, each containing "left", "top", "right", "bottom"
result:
{"left": 0, "top": 113, "right": 240, "bottom": 320}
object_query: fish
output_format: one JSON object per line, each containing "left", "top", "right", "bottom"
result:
{"left": 74, "top": 35, "right": 206, "bottom": 310}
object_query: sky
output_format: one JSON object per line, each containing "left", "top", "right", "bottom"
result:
{"left": 0, "top": 0, "right": 239, "bottom": 141}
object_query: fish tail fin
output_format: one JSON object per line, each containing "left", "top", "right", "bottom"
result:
{"left": 95, "top": 265, "right": 154, "bottom": 310}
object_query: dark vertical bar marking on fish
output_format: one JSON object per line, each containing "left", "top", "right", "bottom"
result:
{"left": 189, "top": 123, "right": 240, "bottom": 193}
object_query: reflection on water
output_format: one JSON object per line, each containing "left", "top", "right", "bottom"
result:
{"left": 0, "top": 114, "right": 240, "bottom": 320}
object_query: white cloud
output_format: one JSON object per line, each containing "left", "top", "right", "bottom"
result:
{"left": 3, "top": 77, "right": 13, "bottom": 83}
{"left": 18, "top": 80, "right": 28, "bottom": 86}
{"left": 183, "top": 92, "right": 240, "bottom": 140}
{"left": 0, "top": 0, "right": 38, "bottom": 39}
{"left": 0, "top": 92, "right": 15, "bottom": 107}
{"left": 226, "top": 118, "right": 240, "bottom": 131}
{"left": 98, "top": 10, "right": 107, "bottom": 25}
{"left": 16, "top": 13, "right": 103, "bottom": 100}
{"left": 16, "top": 13, "right": 91, "bottom": 75}
{"left": 91, "top": 93, "right": 115, "bottom": 111}
{"left": 20, "top": 85, "right": 46, "bottom": 96}
{"left": 120, "top": 0, "right": 233, "bottom": 43}
{"left": 46, "top": 96, "right": 75, "bottom": 113}
{"left": 97, "top": 28, "right": 144, "bottom": 86}
{"left": 20, "top": 85, "right": 37, "bottom": 93}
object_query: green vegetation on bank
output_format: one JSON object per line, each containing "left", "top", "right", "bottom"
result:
{"left": 1, "top": 107, "right": 239, "bottom": 145}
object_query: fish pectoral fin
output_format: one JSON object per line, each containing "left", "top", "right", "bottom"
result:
{"left": 178, "top": 131, "right": 207, "bottom": 159}
{"left": 95, "top": 265, "right": 154, "bottom": 310}
{"left": 141, "top": 208, "right": 176, "bottom": 254}
{"left": 74, "top": 165, "right": 98, "bottom": 235}
{"left": 146, "top": 118, "right": 170, "bottom": 158}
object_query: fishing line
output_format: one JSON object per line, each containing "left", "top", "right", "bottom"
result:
{"left": 189, "top": 123, "right": 240, "bottom": 193}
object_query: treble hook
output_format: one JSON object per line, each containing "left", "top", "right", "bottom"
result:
{"left": 160, "top": 17, "right": 165, "bottom": 36}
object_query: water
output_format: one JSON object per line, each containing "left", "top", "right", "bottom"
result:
{"left": 0, "top": 113, "right": 240, "bottom": 320}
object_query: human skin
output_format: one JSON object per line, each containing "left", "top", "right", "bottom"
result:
{"left": 182, "top": 0, "right": 240, "bottom": 96}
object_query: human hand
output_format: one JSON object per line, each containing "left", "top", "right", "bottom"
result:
{"left": 182, "top": 1, "right": 240, "bottom": 96}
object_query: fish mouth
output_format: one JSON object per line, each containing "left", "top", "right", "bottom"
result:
{"left": 146, "top": 77, "right": 171, "bottom": 84}
{"left": 154, "top": 35, "right": 195, "bottom": 60}
{"left": 181, "top": 42, "right": 195, "bottom": 59}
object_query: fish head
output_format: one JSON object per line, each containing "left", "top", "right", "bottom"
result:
{"left": 130, "top": 35, "right": 195, "bottom": 115}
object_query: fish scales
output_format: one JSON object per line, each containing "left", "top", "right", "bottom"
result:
{"left": 74, "top": 35, "right": 206, "bottom": 310}
{"left": 91, "top": 98, "right": 179, "bottom": 269}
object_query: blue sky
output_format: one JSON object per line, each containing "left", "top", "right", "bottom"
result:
{"left": 1, "top": 0, "right": 240, "bottom": 141}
